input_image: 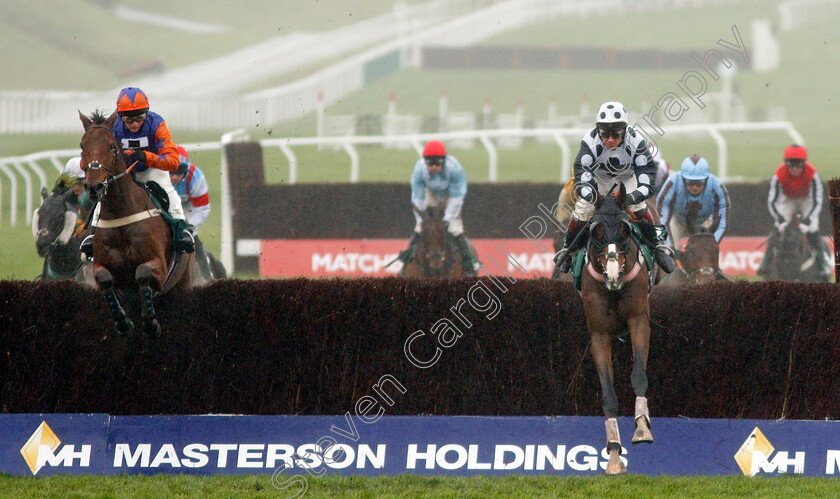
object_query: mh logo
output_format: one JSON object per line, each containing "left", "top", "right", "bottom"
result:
{"left": 20, "top": 421, "right": 91, "bottom": 475}
{"left": 734, "top": 426, "right": 804, "bottom": 476}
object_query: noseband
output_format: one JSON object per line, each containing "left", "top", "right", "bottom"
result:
{"left": 586, "top": 216, "right": 643, "bottom": 286}
{"left": 83, "top": 125, "right": 135, "bottom": 199}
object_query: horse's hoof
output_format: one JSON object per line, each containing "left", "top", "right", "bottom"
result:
{"left": 605, "top": 451, "right": 627, "bottom": 475}
{"left": 632, "top": 421, "right": 654, "bottom": 444}
{"left": 144, "top": 320, "right": 161, "bottom": 339}
{"left": 114, "top": 320, "right": 134, "bottom": 337}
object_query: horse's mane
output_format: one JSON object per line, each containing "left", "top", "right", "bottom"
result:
{"left": 88, "top": 109, "right": 109, "bottom": 125}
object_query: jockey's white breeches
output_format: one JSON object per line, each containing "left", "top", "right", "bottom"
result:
{"left": 91, "top": 168, "right": 185, "bottom": 227}
{"left": 413, "top": 189, "right": 463, "bottom": 235}
{"left": 573, "top": 174, "right": 646, "bottom": 221}
{"left": 667, "top": 215, "right": 713, "bottom": 247}
{"left": 774, "top": 196, "right": 819, "bottom": 233}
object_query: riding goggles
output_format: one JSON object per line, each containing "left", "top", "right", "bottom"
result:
{"left": 784, "top": 159, "right": 805, "bottom": 168}
{"left": 120, "top": 113, "right": 147, "bottom": 124}
{"left": 424, "top": 157, "right": 444, "bottom": 167}
{"left": 597, "top": 127, "right": 626, "bottom": 140}
{"left": 684, "top": 178, "right": 706, "bottom": 188}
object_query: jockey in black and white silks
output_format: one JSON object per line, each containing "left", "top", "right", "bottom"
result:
{"left": 555, "top": 101, "right": 676, "bottom": 274}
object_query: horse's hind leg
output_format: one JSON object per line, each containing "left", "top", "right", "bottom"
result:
{"left": 94, "top": 267, "right": 134, "bottom": 336}
{"left": 136, "top": 263, "right": 161, "bottom": 338}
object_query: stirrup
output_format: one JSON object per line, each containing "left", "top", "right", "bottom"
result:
{"left": 80, "top": 234, "right": 95, "bottom": 260}
{"left": 178, "top": 230, "right": 195, "bottom": 254}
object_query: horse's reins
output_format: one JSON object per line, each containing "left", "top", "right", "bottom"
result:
{"left": 81, "top": 124, "right": 148, "bottom": 230}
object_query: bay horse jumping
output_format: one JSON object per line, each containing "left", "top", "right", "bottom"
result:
{"left": 79, "top": 110, "right": 193, "bottom": 336}
{"left": 579, "top": 184, "right": 653, "bottom": 475}
{"left": 402, "top": 205, "right": 470, "bottom": 278}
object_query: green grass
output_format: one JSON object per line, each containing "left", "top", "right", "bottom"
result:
{"left": 0, "top": 473, "right": 836, "bottom": 498}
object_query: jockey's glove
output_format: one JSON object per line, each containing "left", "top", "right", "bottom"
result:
{"left": 123, "top": 149, "right": 146, "bottom": 166}
{"left": 626, "top": 190, "right": 644, "bottom": 206}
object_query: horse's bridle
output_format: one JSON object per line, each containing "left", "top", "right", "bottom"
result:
{"left": 682, "top": 233, "right": 718, "bottom": 283}
{"left": 82, "top": 124, "right": 134, "bottom": 199}
{"left": 416, "top": 236, "right": 454, "bottom": 277}
{"left": 587, "top": 215, "right": 643, "bottom": 287}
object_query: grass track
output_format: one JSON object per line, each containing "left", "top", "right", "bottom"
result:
{"left": 0, "top": 474, "right": 835, "bottom": 498}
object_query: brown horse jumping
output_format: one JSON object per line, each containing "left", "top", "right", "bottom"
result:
{"left": 579, "top": 184, "right": 653, "bottom": 475}
{"left": 402, "top": 205, "right": 470, "bottom": 278}
{"left": 79, "top": 110, "right": 193, "bottom": 336}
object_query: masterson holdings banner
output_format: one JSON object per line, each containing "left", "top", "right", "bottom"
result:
{"left": 6, "top": 415, "right": 840, "bottom": 477}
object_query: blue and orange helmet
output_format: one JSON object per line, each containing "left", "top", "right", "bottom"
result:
{"left": 116, "top": 87, "right": 150, "bottom": 117}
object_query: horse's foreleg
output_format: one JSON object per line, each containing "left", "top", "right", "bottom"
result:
{"left": 136, "top": 263, "right": 162, "bottom": 338}
{"left": 94, "top": 266, "right": 133, "bottom": 336}
{"left": 591, "top": 333, "right": 618, "bottom": 418}
{"left": 627, "top": 315, "right": 653, "bottom": 444}
{"left": 604, "top": 418, "right": 626, "bottom": 475}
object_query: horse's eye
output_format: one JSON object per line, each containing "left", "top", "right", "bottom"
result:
{"left": 109, "top": 143, "right": 116, "bottom": 151}
{"left": 79, "top": 143, "right": 84, "bottom": 149}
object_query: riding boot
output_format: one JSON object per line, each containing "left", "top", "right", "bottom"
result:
{"left": 80, "top": 230, "right": 95, "bottom": 260}
{"left": 807, "top": 232, "right": 832, "bottom": 277}
{"left": 554, "top": 217, "right": 585, "bottom": 273}
{"left": 453, "top": 233, "right": 481, "bottom": 276}
{"left": 633, "top": 208, "right": 676, "bottom": 273}
{"left": 398, "top": 232, "right": 421, "bottom": 264}
{"left": 174, "top": 219, "right": 195, "bottom": 254}
{"left": 194, "top": 236, "right": 212, "bottom": 278}
{"left": 757, "top": 230, "right": 778, "bottom": 279}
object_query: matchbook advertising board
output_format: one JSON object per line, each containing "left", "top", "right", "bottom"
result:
{"left": 6, "top": 414, "right": 840, "bottom": 477}
{"left": 243, "top": 237, "right": 828, "bottom": 278}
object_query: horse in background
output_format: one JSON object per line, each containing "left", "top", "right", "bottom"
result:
{"left": 402, "top": 204, "right": 473, "bottom": 278}
{"left": 675, "top": 217, "right": 728, "bottom": 284}
{"left": 578, "top": 184, "right": 653, "bottom": 475}
{"left": 765, "top": 214, "right": 831, "bottom": 282}
{"left": 32, "top": 186, "right": 94, "bottom": 285}
{"left": 79, "top": 110, "right": 194, "bottom": 337}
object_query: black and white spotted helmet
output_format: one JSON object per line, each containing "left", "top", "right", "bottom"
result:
{"left": 596, "top": 101, "right": 628, "bottom": 125}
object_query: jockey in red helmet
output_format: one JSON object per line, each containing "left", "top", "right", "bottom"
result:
{"left": 396, "top": 140, "right": 482, "bottom": 275}
{"left": 80, "top": 87, "right": 194, "bottom": 258}
{"left": 757, "top": 144, "right": 831, "bottom": 279}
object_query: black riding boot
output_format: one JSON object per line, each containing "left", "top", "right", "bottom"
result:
{"left": 453, "top": 233, "right": 480, "bottom": 276}
{"left": 194, "top": 236, "right": 212, "bottom": 278}
{"left": 554, "top": 217, "right": 585, "bottom": 273}
{"left": 807, "top": 232, "right": 832, "bottom": 277}
{"left": 398, "top": 232, "right": 421, "bottom": 264}
{"left": 633, "top": 209, "right": 676, "bottom": 274}
{"left": 757, "top": 230, "right": 778, "bottom": 279}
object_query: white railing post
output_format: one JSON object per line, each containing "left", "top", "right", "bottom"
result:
{"left": 478, "top": 134, "right": 498, "bottom": 183}
{"left": 707, "top": 126, "right": 728, "bottom": 181}
{"left": 277, "top": 141, "right": 298, "bottom": 185}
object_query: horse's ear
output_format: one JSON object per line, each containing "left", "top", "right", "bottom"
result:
{"left": 616, "top": 183, "right": 626, "bottom": 208}
{"left": 41, "top": 186, "right": 48, "bottom": 201}
{"left": 106, "top": 111, "right": 119, "bottom": 129}
{"left": 79, "top": 111, "right": 92, "bottom": 130}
